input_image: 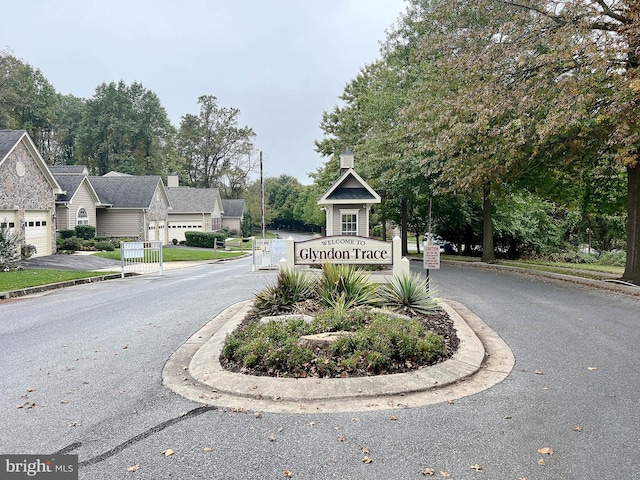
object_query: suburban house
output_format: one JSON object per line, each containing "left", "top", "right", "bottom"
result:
{"left": 221, "top": 199, "right": 245, "bottom": 234}
{"left": 1, "top": 130, "right": 247, "bottom": 253}
{"left": 166, "top": 175, "right": 224, "bottom": 243}
{"left": 50, "top": 165, "right": 102, "bottom": 231}
{"left": 317, "top": 148, "right": 381, "bottom": 237}
{"left": 89, "top": 175, "right": 171, "bottom": 243}
{"left": 0, "top": 130, "right": 63, "bottom": 257}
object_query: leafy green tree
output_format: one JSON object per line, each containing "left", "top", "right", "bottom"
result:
{"left": 177, "top": 95, "right": 255, "bottom": 188}
{"left": 0, "top": 51, "right": 58, "bottom": 159}
{"left": 76, "top": 80, "right": 173, "bottom": 175}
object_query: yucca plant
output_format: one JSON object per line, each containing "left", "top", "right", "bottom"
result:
{"left": 249, "top": 268, "right": 318, "bottom": 318}
{"left": 378, "top": 272, "right": 440, "bottom": 316}
{"left": 318, "top": 263, "right": 379, "bottom": 310}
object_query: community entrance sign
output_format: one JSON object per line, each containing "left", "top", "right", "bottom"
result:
{"left": 294, "top": 236, "right": 393, "bottom": 265}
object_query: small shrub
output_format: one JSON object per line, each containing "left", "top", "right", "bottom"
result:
{"left": 58, "top": 229, "right": 76, "bottom": 239}
{"left": 75, "top": 225, "right": 96, "bottom": 240}
{"left": 597, "top": 251, "right": 625, "bottom": 267}
{"left": 95, "top": 236, "right": 110, "bottom": 242}
{"left": 172, "top": 238, "right": 178, "bottom": 245}
{"left": 248, "top": 268, "right": 318, "bottom": 320}
{"left": 318, "top": 263, "right": 378, "bottom": 310}
{"left": 58, "top": 236, "right": 83, "bottom": 251}
{"left": 81, "top": 239, "right": 96, "bottom": 250}
{"left": 378, "top": 272, "right": 440, "bottom": 316}
{"left": 0, "top": 225, "right": 21, "bottom": 270}
{"left": 95, "top": 241, "right": 115, "bottom": 251}
{"left": 21, "top": 244, "right": 37, "bottom": 259}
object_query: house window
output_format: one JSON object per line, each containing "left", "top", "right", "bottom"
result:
{"left": 341, "top": 212, "right": 358, "bottom": 236}
{"left": 77, "top": 207, "right": 89, "bottom": 225}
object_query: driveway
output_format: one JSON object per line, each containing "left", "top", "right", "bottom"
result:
{"left": 21, "top": 252, "right": 121, "bottom": 271}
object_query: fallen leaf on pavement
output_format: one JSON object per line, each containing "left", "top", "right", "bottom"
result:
{"left": 421, "top": 467, "right": 435, "bottom": 475}
{"left": 363, "top": 455, "right": 372, "bottom": 464}
{"left": 538, "top": 458, "right": 545, "bottom": 466}
{"left": 587, "top": 367, "right": 598, "bottom": 371}
{"left": 390, "top": 415, "right": 398, "bottom": 421}
{"left": 534, "top": 370, "right": 544, "bottom": 375}
{"left": 573, "top": 426, "right": 583, "bottom": 432}
{"left": 162, "top": 449, "right": 174, "bottom": 457}
{"left": 471, "top": 463, "right": 484, "bottom": 472}
{"left": 27, "top": 387, "right": 36, "bottom": 392}
{"left": 361, "top": 447, "right": 369, "bottom": 454}
{"left": 537, "top": 447, "right": 554, "bottom": 455}
{"left": 440, "top": 472, "right": 450, "bottom": 477}
{"left": 127, "top": 464, "right": 140, "bottom": 472}
{"left": 284, "top": 470, "right": 293, "bottom": 478}
{"left": 337, "top": 436, "right": 346, "bottom": 442}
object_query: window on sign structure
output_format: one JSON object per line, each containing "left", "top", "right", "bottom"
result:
{"left": 341, "top": 213, "right": 358, "bottom": 236}
{"left": 77, "top": 207, "right": 89, "bottom": 225}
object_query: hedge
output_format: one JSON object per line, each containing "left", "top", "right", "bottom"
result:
{"left": 184, "top": 231, "right": 227, "bottom": 248}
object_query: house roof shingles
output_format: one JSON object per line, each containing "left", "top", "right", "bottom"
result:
{"left": 0, "top": 130, "right": 26, "bottom": 162}
{"left": 54, "top": 174, "right": 85, "bottom": 202}
{"left": 221, "top": 199, "right": 245, "bottom": 218}
{"left": 167, "top": 187, "right": 220, "bottom": 213}
{"left": 89, "top": 175, "right": 162, "bottom": 208}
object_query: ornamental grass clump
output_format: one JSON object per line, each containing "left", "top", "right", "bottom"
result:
{"left": 378, "top": 272, "right": 440, "bottom": 316}
{"left": 318, "top": 263, "right": 379, "bottom": 312}
{"left": 247, "top": 268, "right": 318, "bottom": 320}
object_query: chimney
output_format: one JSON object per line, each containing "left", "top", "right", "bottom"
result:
{"left": 167, "top": 175, "right": 179, "bottom": 188}
{"left": 340, "top": 148, "right": 354, "bottom": 176}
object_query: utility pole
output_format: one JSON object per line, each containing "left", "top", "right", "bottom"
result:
{"left": 260, "top": 151, "right": 265, "bottom": 239}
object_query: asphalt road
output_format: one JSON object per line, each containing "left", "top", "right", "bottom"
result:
{"left": 1, "top": 257, "right": 639, "bottom": 479}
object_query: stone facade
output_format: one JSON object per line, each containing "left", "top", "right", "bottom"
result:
{"left": 0, "top": 142, "right": 56, "bottom": 254}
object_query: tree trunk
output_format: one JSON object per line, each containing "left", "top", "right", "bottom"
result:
{"left": 623, "top": 163, "right": 640, "bottom": 284}
{"left": 401, "top": 197, "right": 409, "bottom": 257}
{"left": 481, "top": 183, "right": 495, "bottom": 263}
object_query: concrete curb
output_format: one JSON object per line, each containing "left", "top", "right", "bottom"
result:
{"left": 438, "top": 259, "right": 640, "bottom": 296}
{"left": 162, "top": 299, "right": 515, "bottom": 413}
{"left": 0, "top": 273, "right": 134, "bottom": 300}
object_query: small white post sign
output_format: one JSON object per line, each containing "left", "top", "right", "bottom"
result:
{"left": 423, "top": 244, "right": 441, "bottom": 269}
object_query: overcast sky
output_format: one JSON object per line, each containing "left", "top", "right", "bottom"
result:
{"left": 3, "top": 0, "right": 407, "bottom": 184}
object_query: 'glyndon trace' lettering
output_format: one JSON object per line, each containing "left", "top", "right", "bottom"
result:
{"left": 298, "top": 247, "right": 389, "bottom": 262}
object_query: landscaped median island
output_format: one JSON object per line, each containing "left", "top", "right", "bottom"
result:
{"left": 219, "top": 264, "right": 459, "bottom": 379}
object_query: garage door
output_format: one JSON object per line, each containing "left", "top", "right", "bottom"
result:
{"left": 0, "top": 211, "right": 17, "bottom": 234}
{"left": 168, "top": 222, "right": 202, "bottom": 243}
{"left": 24, "top": 211, "right": 51, "bottom": 257}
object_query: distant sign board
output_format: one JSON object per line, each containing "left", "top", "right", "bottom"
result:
{"left": 423, "top": 244, "right": 441, "bottom": 269}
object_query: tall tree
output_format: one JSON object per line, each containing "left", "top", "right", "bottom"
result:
{"left": 76, "top": 80, "right": 173, "bottom": 175}
{"left": 177, "top": 95, "right": 255, "bottom": 188}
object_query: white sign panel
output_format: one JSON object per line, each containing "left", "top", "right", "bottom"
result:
{"left": 294, "top": 235, "right": 392, "bottom": 265}
{"left": 423, "top": 244, "right": 441, "bottom": 269}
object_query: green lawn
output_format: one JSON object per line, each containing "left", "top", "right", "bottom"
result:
{"left": 1, "top": 248, "right": 247, "bottom": 293}
{"left": 94, "top": 248, "right": 246, "bottom": 262}
{"left": 0, "top": 269, "right": 110, "bottom": 291}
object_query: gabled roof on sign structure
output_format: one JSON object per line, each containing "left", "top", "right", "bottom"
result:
{"left": 317, "top": 168, "right": 381, "bottom": 205}
{"left": 0, "top": 129, "right": 64, "bottom": 194}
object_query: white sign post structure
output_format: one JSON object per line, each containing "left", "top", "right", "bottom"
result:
{"left": 423, "top": 240, "right": 441, "bottom": 292}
